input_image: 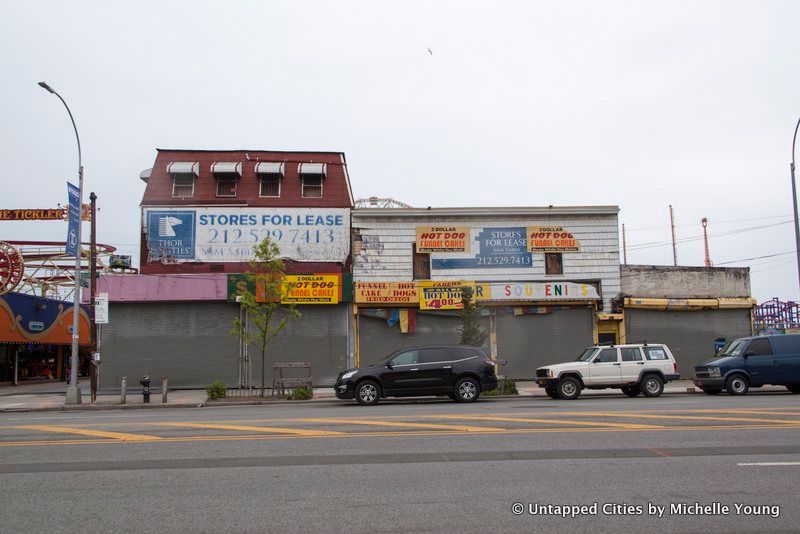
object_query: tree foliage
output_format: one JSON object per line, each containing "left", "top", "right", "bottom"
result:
{"left": 232, "top": 237, "right": 301, "bottom": 395}
{"left": 457, "top": 286, "right": 487, "bottom": 347}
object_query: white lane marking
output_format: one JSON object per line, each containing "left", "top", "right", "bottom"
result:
{"left": 738, "top": 462, "right": 800, "bottom": 466}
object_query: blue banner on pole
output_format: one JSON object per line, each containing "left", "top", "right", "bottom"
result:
{"left": 65, "top": 181, "right": 80, "bottom": 257}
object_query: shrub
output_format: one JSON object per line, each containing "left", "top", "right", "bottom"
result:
{"left": 288, "top": 385, "right": 313, "bottom": 400}
{"left": 482, "top": 378, "right": 518, "bottom": 396}
{"left": 206, "top": 380, "right": 227, "bottom": 400}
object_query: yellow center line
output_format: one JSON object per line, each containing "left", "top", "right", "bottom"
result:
{"left": 546, "top": 412, "right": 800, "bottom": 425}
{"left": 1, "top": 423, "right": 799, "bottom": 447}
{"left": 151, "top": 422, "right": 344, "bottom": 436}
{"left": 430, "top": 414, "right": 664, "bottom": 429}
{"left": 16, "top": 425, "right": 162, "bottom": 442}
{"left": 298, "top": 418, "right": 506, "bottom": 432}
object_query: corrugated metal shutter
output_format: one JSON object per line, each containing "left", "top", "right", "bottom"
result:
{"left": 358, "top": 312, "right": 488, "bottom": 364}
{"left": 261, "top": 305, "right": 348, "bottom": 386}
{"left": 625, "top": 309, "right": 752, "bottom": 370}
{"left": 497, "top": 308, "right": 594, "bottom": 379}
{"left": 99, "top": 302, "right": 239, "bottom": 389}
{"left": 99, "top": 302, "right": 348, "bottom": 389}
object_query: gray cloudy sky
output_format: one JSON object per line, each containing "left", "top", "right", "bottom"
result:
{"left": 2, "top": 1, "right": 799, "bottom": 302}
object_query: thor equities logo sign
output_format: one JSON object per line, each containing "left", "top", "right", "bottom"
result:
{"left": 146, "top": 211, "right": 196, "bottom": 260}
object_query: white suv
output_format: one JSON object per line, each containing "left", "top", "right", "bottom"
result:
{"left": 535, "top": 343, "right": 680, "bottom": 400}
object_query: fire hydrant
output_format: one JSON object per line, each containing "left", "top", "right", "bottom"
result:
{"left": 140, "top": 375, "right": 151, "bottom": 403}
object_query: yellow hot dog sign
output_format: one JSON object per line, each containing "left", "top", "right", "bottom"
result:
{"left": 416, "top": 226, "right": 469, "bottom": 253}
{"left": 526, "top": 226, "right": 580, "bottom": 253}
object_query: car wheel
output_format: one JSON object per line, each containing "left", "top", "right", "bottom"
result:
{"left": 786, "top": 384, "right": 800, "bottom": 394}
{"left": 725, "top": 374, "right": 749, "bottom": 396}
{"left": 641, "top": 374, "right": 664, "bottom": 397}
{"left": 545, "top": 387, "right": 559, "bottom": 399}
{"left": 702, "top": 389, "right": 722, "bottom": 395}
{"left": 355, "top": 380, "right": 380, "bottom": 406}
{"left": 621, "top": 385, "right": 640, "bottom": 397}
{"left": 556, "top": 377, "right": 581, "bottom": 400}
{"left": 454, "top": 377, "right": 480, "bottom": 402}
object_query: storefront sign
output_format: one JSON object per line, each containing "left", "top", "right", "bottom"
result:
{"left": 228, "top": 273, "right": 341, "bottom": 304}
{"left": 281, "top": 274, "right": 340, "bottom": 304}
{"left": 431, "top": 227, "right": 532, "bottom": 270}
{"left": 526, "top": 226, "right": 580, "bottom": 252}
{"left": 0, "top": 207, "right": 91, "bottom": 221}
{"left": 476, "top": 282, "right": 599, "bottom": 301}
{"left": 1, "top": 209, "right": 64, "bottom": 221}
{"left": 354, "top": 281, "right": 419, "bottom": 305}
{"left": 415, "top": 226, "right": 469, "bottom": 253}
{"left": 419, "top": 281, "right": 475, "bottom": 310}
{"left": 145, "top": 207, "right": 350, "bottom": 263}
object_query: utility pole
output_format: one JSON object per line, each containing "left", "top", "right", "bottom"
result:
{"left": 89, "top": 192, "right": 98, "bottom": 402}
{"left": 790, "top": 117, "right": 800, "bottom": 294}
{"left": 669, "top": 205, "right": 678, "bottom": 266}
{"left": 622, "top": 223, "right": 628, "bottom": 266}
{"left": 702, "top": 218, "right": 711, "bottom": 268}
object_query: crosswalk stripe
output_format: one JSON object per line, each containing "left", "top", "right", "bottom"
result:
{"left": 429, "top": 415, "right": 663, "bottom": 429}
{"left": 17, "top": 425, "right": 161, "bottom": 441}
{"left": 152, "top": 422, "right": 344, "bottom": 436}
{"left": 298, "top": 418, "right": 505, "bottom": 432}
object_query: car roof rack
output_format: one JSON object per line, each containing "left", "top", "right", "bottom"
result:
{"left": 596, "top": 340, "right": 616, "bottom": 347}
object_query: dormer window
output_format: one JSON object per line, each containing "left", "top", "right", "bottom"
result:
{"left": 256, "top": 162, "right": 284, "bottom": 198}
{"left": 298, "top": 162, "right": 326, "bottom": 198}
{"left": 167, "top": 162, "right": 199, "bottom": 198}
{"left": 211, "top": 162, "right": 242, "bottom": 198}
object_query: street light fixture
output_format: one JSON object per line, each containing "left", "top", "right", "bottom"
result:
{"left": 38, "top": 81, "right": 84, "bottom": 405}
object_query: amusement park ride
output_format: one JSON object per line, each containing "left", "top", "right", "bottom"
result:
{"left": 0, "top": 208, "right": 136, "bottom": 299}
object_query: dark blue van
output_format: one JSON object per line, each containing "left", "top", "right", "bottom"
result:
{"left": 693, "top": 334, "right": 800, "bottom": 395}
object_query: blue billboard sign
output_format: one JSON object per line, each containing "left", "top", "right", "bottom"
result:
{"left": 146, "top": 210, "right": 197, "bottom": 260}
{"left": 65, "top": 182, "right": 80, "bottom": 257}
{"left": 431, "top": 227, "right": 533, "bottom": 270}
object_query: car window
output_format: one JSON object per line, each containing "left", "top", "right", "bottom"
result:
{"left": 420, "top": 348, "right": 451, "bottom": 363}
{"left": 644, "top": 346, "right": 668, "bottom": 360}
{"left": 576, "top": 348, "right": 598, "bottom": 362}
{"left": 770, "top": 335, "right": 800, "bottom": 356}
{"left": 391, "top": 350, "right": 418, "bottom": 366}
{"left": 594, "top": 348, "right": 618, "bottom": 363}
{"left": 747, "top": 338, "right": 773, "bottom": 356}
{"left": 620, "top": 347, "right": 643, "bottom": 362}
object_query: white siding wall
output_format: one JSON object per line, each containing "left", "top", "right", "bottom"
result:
{"left": 353, "top": 213, "right": 621, "bottom": 309}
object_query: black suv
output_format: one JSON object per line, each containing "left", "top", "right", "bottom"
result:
{"left": 334, "top": 346, "right": 499, "bottom": 405}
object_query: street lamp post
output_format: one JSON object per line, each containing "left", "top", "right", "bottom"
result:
{"left": 791, "top": 117, "right": 800, "bottom": 297}
{"left": 38, "top": 81, "right": 83, "bottom": 405}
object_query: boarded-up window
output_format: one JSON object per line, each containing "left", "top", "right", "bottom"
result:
{"left": 545, "top": 253, "right": 563, "bottom": 275}
{"left": 413, "top": 244, "right": 430, "bottom": 279}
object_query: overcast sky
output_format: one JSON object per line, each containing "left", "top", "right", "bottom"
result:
{"left": 2, "top": 1, "right": 799, "bottom": 302}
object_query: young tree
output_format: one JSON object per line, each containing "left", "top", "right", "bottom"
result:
{"left": 457, "top": 286, "right": 487, "bottom": 347}
{"left": 232, "top": 237, "right": 301, "bottom": 396}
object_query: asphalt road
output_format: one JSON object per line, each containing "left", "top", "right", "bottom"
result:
{"left": 1, "top": 391, "right": 799, "bottom": 533}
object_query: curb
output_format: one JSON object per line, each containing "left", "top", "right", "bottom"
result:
{"left": 1, "top": 386, "right": 791, "bottom": 413}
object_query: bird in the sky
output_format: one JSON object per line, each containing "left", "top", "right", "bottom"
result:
{"left": 427, "top": 48, "right": 433, "bottom": 55}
